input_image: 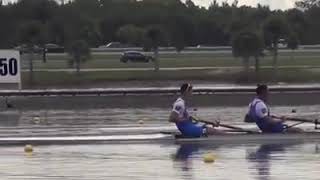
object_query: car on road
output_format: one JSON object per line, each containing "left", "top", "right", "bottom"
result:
{"left": 45, "top": 43, "right": 65, "bottom": 53}
{"left": 120, "top": 51, "right": 154, "bottom": 63}
{"left": 99, "top": 42, "right": 132, "bottom": 48}
{"left": 14, "top": 44, "right": 43, "bottom": 54}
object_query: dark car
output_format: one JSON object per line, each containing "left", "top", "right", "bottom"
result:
{"left": 120, "top": 51, "right": 154, "bottom": 63}
{"left": 14, "top": 44, "right": 43, "bottom": 54}
{"left": 45, "top": 43, "right": 65, "bottom": 53}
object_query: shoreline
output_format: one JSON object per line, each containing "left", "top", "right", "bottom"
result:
{"left": 19, "top": 80, "right": 320, "bottom": 90}
{"left": 2, "top": 92, "right": 320, "bottom": 110}
{"left": 4, "top": 80, "right": 320, "bottom": 90}
{"left": 17, "top": 68, "right": 320, "bottom": 89}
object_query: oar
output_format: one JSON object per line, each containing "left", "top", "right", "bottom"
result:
{"left": 192, "top": 116, "right": 259, "bottom": 134}
{"left": 244, "top": 109, "right": 299, "bottom": 123}
{"left": 160, "top": 129, "right": 258, "bottom": 136}
{"left": 245, "top": 114, "right": 318, "bottom": 124}
{"left": 286, "top": 121, "right": 305, "bottom": 129}
{"left": 272, "top": 115, "right": 318, "bottom": 124}
{"left": 272, "top": 115, "right": 320, "bottom": 129}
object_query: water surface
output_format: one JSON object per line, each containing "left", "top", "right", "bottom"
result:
{"left": 0, "top": 143, "right": 320, "bottom": 180}
{"left": 1, "top": 99, "right": 320, "bottom": 179}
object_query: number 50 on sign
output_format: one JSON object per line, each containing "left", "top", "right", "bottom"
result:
{"left": 0, "top": 50, "right": 21, "bottom": 88}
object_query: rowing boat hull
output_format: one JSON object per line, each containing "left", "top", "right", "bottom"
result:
{"left": 176, "top": 132, "right": 320, "bottom": 144}
{"left": 1, "top": 133, "right": 320, "bottom": 145}
{"left": 0, "top": 134, "right": 174, "bottom": 145}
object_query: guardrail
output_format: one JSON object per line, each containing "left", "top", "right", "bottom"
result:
{"left": 1, "top": 86, "right": 320, "bottom": 97}
{"left": 91, "top": 45, "right": 320, "bottom": 53}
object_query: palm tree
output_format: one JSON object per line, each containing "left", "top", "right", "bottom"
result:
{"left": 232, "top": 31, "right": 264, "bottom": 78}
{"left": 145, "top": 26, "right": 162, "bottom": 72}
{"left": 18, "top": 21, "right": 42, "bottom": 85}
{"left": 67, "top": 40, "right": 91, "bottom": 73}
{"left": 263, "top": 15, "right": 288, "bottom": 72}
{"left": 287, "top": 33, "right": 299, "bottom": 60}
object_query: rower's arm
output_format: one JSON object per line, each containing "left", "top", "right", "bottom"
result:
{"left": 255, "top": 102, "right": 283, "bottom": 124}
{"left": 169, "top": 102, "right": 185, "bottom": 123}
{"left": 169, "top": 111, "right": 180, "bottom": 123}
{"left": 265, "top": 116, "right": 284, "bottom": 124}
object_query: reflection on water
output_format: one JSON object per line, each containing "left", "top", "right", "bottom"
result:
{"left": 1, "top": 105, "right": 320, "bottom": 128}
{"left": 0, "top": 143, "right": 320, "bottom": 179}
{"left": 247, "top": 144, "right": 288, "bottom": 180}
{"left": 247, "top": 143, "right": 320, "bottom": 180}
{"left": 172, "top": 144, "right": 200, "bottom": 180}
{"left": 0, "top": 112, "right": 19, "bottom": 126}
{"left": 0, "top": 105, "right": 319, "bottom": 140}
{"left": 0, "top": 105, "right": 320, "bottom": 139}
{"left": 174, "top": 144, "right": 200, "bottom": 162}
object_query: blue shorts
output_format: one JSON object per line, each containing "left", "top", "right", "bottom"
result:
{"left": 257, "top": 122, "right": 286, "bottom": 133}
{"left": 176, "top": 121, "right": 205, "bottom": 138}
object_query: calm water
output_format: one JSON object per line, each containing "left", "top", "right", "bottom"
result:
{"left": 1, "top": 101, "right": 320, "bottom": 179}
{"left": 1, "top": 143, "right": 320, "bottom": 180}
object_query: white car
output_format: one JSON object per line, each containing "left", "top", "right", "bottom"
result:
{"left": 99, "top": 42, "right": 130, "bottom": 48}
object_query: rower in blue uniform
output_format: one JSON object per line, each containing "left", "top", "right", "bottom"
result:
{"left": 169, "top": 83, "right": 222, "bottom": 138}
{"left": 248, "top": 84, "right": 301, "bottom": 133}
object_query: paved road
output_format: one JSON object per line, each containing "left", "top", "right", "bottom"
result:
{"left": 21, "top": 65, "right": 320, "bottom": 72}
{"left": 47, "top": 48, "right": 320, "bottom": 56}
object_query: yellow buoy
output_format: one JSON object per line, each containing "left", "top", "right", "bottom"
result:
{"left": 203, "top": 153, "right": 215, "bottom": 163}
{"left": 33, "top": 117, "right": 41, "bottom": 124}
{"left": 24, "top": 145, "right": 34, "bottom": 153}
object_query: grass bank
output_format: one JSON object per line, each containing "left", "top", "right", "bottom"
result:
{"left": 21, "top": 68, "right": 320, "bottom": 89}
{"left": 21, "top": 51, "right": 320, "bottom": 69}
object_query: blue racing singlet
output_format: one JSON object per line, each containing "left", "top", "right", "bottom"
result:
{"left": 173, "top": 98, "right": 205, "bottom": 138}
{"left": 249, "top": 99, "right": 285, "bottom": 133}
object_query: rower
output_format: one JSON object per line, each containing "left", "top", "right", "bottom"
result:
{"left": 169, "top": 83, "right": 222, "bottom": 138}
{"left": 247, "top": 84, "right": 302, "bottom": 133}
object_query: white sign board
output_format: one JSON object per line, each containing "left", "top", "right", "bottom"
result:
{"left": 0, "top": 50, "right": 21, "bottom": 89}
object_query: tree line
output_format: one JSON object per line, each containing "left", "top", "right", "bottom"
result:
{"left": 0, "top": 0, "right": 319, "bottom": 83}
{"left": 0, "top": 0, "right": 319, "bottom": 49}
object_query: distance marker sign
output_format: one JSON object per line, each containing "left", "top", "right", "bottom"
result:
{"left": 0, "top": 50, "right": 21, "bottom": 88}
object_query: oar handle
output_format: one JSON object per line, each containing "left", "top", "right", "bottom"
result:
{"left": 191, "top": 116, "right": 219, "bottom": 127}
{"left": 192, "top": 116, "right": 258, "bottom": 134}
{"left": 219, "top": 123, "right": 245, "bottom": 131}
{"left": 218, "top": 123, "right": 258, "bottom": 134}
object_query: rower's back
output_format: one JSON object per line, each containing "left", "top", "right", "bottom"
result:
{"left": 248, "top": 97, "right": 270, "bottom": 123}
{"left": 248, "top": 85, "right": 286, "bottom": 133}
